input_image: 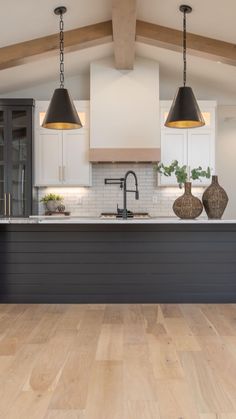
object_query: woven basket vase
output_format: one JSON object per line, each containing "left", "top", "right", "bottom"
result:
{"left": 173, "top": 182, "right": 203, "bottom": 219}
{"left": 202, "top": 175, "right": 228, "bottom": 219}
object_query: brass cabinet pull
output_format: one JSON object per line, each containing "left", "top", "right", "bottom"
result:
{"left": 4, "top": 193, "right": 6, "bottom": 216}
{"left": 8, "top": 193, "right": 11, "bottom": 217}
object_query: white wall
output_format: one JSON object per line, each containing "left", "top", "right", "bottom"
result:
{"left": 159, "top": 67, "right": 236, "bottom": 105}
{"left": 2, "top": 62, "right": 235, "bottom": 105}
{"left": 1, "top": 74, "right": 90, "bottom": 100}
{"left": 90, "top": 57, "right": 160, "bottom": 148}
{"left": 217, "top": 106, "right": 236, "bottom": 219}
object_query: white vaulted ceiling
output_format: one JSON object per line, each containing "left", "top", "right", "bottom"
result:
{"left": 1, "top": 0, "right": 236, "bottom": 98}
{"left": 0, "top": 0, "right": 112, "bottom": 47}
{"left": 138, "top": 0, "right": 236, "bottom": 43}
{"left": 2, "top": 0, "right": 236, "bottom": 46}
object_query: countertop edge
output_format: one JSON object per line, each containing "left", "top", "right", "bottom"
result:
{"left": 0, "top": 217, "right": 236, "bottom": 224}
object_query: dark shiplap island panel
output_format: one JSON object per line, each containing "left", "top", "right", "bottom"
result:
{"left": 0, "top": 223, "right": 236, "bottom": 303}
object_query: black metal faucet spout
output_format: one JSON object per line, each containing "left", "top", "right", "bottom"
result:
{"left": 123, "top": 170, "right": 139, "bottom": 219}
{"left": 104, "top": 170, "right": 139, "bottom": 219}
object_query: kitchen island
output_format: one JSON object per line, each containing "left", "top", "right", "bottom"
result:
{"left": 0, "top": 217, "right": 236, "bottom": 303}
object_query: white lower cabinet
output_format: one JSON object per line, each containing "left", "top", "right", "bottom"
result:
{"left": 159, "top": 100, "right": 216, "bottom": 186}
{"left": 34, "top": 101, "right": 91, "bottom": 186}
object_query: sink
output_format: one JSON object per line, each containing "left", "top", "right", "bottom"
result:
{"left": 100, "top": 212, "right": 150, "bottom": 219}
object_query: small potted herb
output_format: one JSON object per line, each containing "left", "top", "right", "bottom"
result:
{"left": 40, "top": 193, "right": 64, "bottom": 212}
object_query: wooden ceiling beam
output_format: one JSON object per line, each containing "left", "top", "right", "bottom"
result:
{"left": 1, "top": 18, "right": 236, "bottom": 72}
{"left": 112, "top": 0, "right": 137, "bottom": 69}
{"left": 0, "top": 21, "right": 113, "bottom": 71}
{"left": 136, "top": 20, "right": 236, "bottom": 66}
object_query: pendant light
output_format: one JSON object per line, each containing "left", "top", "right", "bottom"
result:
{"left": 165, "top": 5, "right": 205, "bottom": 129}
{"left": 42, "top": 6, "right": 82, "bottom": 130}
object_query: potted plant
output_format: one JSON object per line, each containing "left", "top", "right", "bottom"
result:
{"left": 40, "top": 193, "right": 64, "bottom": 213}
{"left": 154, "top": 161, "right": 211, "bottom": 219}
{"left": 154, "top": 160, "right": 211, "bottom": 188}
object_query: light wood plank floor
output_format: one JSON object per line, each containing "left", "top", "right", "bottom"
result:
{"left": 0, "top": 304, "right": 236, "bottom": 418}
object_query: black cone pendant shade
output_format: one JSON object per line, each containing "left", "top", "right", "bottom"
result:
{"left": 165, "top": 86, "right": 205, "bottom": 128}
{"left": 42, "top": 7, "right": 82, "bottom": 130}
{"left": 42, "top": 88, "right": 82, "bottom": 130}
{"left": 165, "top": 5, "right": 205, "bottom": 129}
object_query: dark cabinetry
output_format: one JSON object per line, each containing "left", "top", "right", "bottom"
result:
{"left": 0, "top": 99, "right": 34, "bottom": 217}
{"left": 0, "top": 223, "right": 235, "bottom": 303}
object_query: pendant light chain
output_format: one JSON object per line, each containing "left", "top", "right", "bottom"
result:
{"left": 42, "top": 6, "right": 82, "bottom": 130}
{"left": 164, "top": 5, "right": 205, "bottom": 129}
{"left": 183, "top": 9, "right": 187, "bottom": 86}
{"left": 59, "top": 11, "right": 65, "bottom": 88}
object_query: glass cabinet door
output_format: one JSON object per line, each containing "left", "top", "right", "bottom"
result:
{"left": 0, "top": 111, "right": 7, "bottom": 217}
{"left": 8, "top": 109, "right": 32, "bottom": 217}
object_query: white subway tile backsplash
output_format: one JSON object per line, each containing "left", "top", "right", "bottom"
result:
{"left": 37, "top": 163, "right": 206, "bottom": 217}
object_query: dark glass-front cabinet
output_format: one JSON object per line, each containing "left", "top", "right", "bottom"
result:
{"left": 0, "top": 99, "right": 34, "bottom": 217}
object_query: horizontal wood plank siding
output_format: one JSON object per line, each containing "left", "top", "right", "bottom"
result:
{"left": 0, "top": 223, "right": 236, "bottom": 303}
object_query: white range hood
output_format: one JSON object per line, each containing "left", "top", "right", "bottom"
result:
{"left": 89, "top": 56, "right": 160, "bottom": 162}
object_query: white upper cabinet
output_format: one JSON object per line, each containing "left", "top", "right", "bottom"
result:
{"left": 62, "top": 130, "right": 90, "bottom": 185}
{"left": 34, "top": 101, "right": 91, "bottom": 186}
{"left": 187, "top": 130, "right": 215, "bottom": 186}
{"left": 160, "top": 130, "right": 188, "bottom": 185}
{"left": 37, "top": 131, "right": 62, "bottom": 185}
{"left": 159, "top": 101, "right": 216, "bottom": 186}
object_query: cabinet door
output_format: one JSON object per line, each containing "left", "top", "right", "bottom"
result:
{"left": 34, "top": 100, "right": 90, "bottom": 186}
{"left": 62, "top": 130, "right": 91, "bottom": 186}
{"left": 35, "top": 130, "right": 62, "bottom": 186}
{"left": 0, "top": 110, "right": 7, "bottom": 216}
{"left": 159, "top": 130, "right": 188, "bottom": 185}
{"left": 7, "top": 108, "right": 32, "bottom": 217}
{"left": 187, "top": 130, "right": 214, "bottom": 186}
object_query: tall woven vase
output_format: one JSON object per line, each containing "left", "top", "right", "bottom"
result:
{"left": 173, "top": 182, "right": 203, "bottom": 219}
{"left": 202, "top": 175, "right": 228, "bottom": 219}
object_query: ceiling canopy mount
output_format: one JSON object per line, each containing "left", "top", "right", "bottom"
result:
{"left": 179, "top": 5, "right": 192, "bottom": 14}
{"left": 54, "top": 6, "right": 67, "bottom": 15}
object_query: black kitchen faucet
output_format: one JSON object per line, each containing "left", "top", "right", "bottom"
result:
{"left": 104, "top": 170, "right": 139, "bottom": 219}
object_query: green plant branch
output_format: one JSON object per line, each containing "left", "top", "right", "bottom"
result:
{"left": 154, "top": 161, "right": 211, "bottom": 188}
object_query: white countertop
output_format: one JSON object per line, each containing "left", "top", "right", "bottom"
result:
{"left": 0, "top": 216, "right": 236, "bottom": 224}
